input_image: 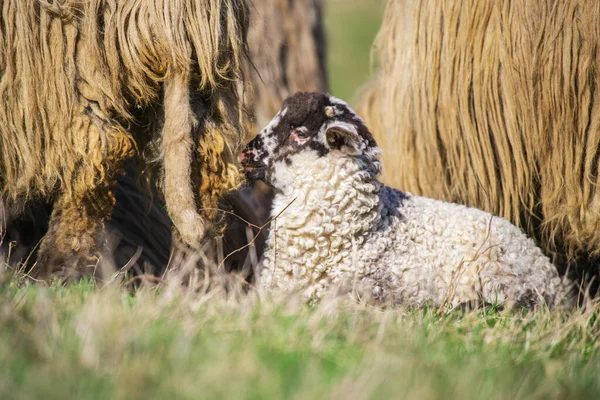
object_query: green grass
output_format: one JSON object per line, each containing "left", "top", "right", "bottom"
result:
{"left": 1, "top": 276, "right": 599, "bottom": 400}
{"left": 325, "top": 0, "right": 386, "bottom": 103}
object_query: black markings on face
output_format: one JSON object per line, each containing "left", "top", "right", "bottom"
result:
{"left": 245, "top": 135, "right": 264, "bottom": 161}
{"left": 308, "top": 140, "right": 328, "bottom": 157}
{"left": 242, "top": 92, "right": 379, "bottom": 184}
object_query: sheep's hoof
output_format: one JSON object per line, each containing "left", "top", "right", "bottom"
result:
{"left": 31, "top": 223, "right": 103, "bottom": 282}
{"left": 33, "top": 246, "right": 99, "bottom": 283}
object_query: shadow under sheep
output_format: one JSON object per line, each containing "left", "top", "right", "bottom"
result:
{"left": 0, "top": 164, "right": 270, "bottom": 286}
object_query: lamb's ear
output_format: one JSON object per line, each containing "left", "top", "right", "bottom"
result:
{"left": 325, "top": 122, "right": 363, "bottom": 155}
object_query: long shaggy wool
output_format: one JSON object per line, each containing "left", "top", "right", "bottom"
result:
{"left": 0, "top": 0, "right": 249, "bottom": 250}
{"left": 1, "top": 0, "right": 329, "bottom": 279}
{"left": 357, "top": 0, "right": 600, "bottom": 275}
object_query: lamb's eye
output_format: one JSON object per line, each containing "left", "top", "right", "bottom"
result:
{"left": 295, "top": 130, "right": 309, "bottom": 139}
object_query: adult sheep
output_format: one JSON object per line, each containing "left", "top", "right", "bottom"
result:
{"left": 242, "top": 92, "right": 566, "bottom": 308}
{"left": 357, "top": 0, "right": 600, "bottom": 287}
{"left": 0, "top": 0, "right": 249, "bottom": 279}
{"left": 0, "top": 167, "right": 266, "bottom": 284}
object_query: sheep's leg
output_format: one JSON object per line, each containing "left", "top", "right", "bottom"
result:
{"left": 33, "top": 183, "right": 117, "bottom": 280}
{"left": 33, "top": 122, "right": 134, "bottom": 281}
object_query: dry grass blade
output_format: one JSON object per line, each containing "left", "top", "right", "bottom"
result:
{"left": 216, "top": 198, "right": 296, "bottom": 270}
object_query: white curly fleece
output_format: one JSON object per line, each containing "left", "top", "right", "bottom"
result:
{"left": 259, "top": 150, "right": 564, "bottom": 308}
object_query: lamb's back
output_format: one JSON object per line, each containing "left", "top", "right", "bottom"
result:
{"left": 362, "top": 189, "right": 563, "bottom": 307}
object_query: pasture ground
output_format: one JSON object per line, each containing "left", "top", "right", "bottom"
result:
{"left": 2, "top": 1, "right": 600, "bottom": 399}
{"left": 1, "top": 277, "right": 599, "bottom": 399}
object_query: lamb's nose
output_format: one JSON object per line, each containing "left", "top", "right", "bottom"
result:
{"left": 240, "top": 149, "right": 255, "bottom": 161}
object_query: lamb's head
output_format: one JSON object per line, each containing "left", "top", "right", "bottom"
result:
{"left": 241, "top": 92, "right": 381, "bottom": 189}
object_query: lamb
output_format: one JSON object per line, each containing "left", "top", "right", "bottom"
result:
{"left": 241, "top": 92, "right": 567, "bottom": 308}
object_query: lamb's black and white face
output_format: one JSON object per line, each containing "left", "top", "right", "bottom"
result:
{"left": 242, "top": 92, "right": 380, "bottom": 188}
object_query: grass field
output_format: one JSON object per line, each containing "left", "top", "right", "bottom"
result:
{"left": 1, "top": 277, "right": 599, "bottom": 399}
{"left": 2, "top": 2, "right": 600, "bottom": 399}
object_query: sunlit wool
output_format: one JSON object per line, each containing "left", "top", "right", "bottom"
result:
{"left": 357, "top": 0, "right": 600, "bottom": 281}
{"left": 0, "top": 0, "right": 249, "bottom": 277}
{"left": 245, "top": 92, "right": 566, "bottom": 308}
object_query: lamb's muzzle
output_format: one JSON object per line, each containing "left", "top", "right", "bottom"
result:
{"left": 243, "top": 92, "right": 570, "bottom": 309}
{"left": 240, "top": 147, "right": 267, "bottom": 181}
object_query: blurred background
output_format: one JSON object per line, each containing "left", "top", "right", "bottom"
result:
{"left": 325, "top": 0, "right": 385, "bottom": 102}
